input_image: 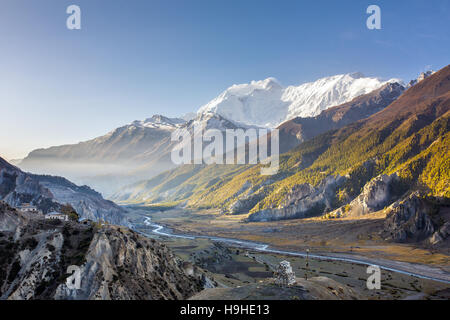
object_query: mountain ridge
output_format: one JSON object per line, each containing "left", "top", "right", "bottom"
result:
{"left": 112, "top": 65, "right": 450, "bottom": 230}
{"left": 198, "top": 72, "right": 399, "bottom": 127}
{"left": 19, "top": 112, "right": 258, "bottom": 195}
{"left": 18, "top": 71, "right": 419, "bottom": 197}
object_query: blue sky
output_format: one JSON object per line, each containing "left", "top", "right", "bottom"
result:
{"left": 0, "top": 0, "right": 449, "bottom": 160}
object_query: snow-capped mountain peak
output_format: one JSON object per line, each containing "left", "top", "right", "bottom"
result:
{"left": 198, "top": 77, "right": 287, "bottom": 128}
{"left": 197, "top": 73, "right": 400, "bottom": 127}
{"left": 225, "top": 77, "right": 283, "bottom": 95}
{"left": 131, "top": 114, "right": 185, "bottom": 130}
{"left": 185, "top": 111, "right": 260, "bottom": 132}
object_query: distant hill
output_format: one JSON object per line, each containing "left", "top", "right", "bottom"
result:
{"left": 0, "top": 156, "right": 129, "bottom": 225}
{"left": 19, "top": 115, "right": 186, "bottom": 196}
{"left": 19, "top": 113, "right": 259, "bottom": 196}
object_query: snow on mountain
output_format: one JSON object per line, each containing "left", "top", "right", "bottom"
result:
{"left": 19, "top": 115, "right": 187, "bottom": 196}
{"left": 20, "top": 73, "right": 402, "bottom": 196}
{"left": 130, "top": 114, "right": 185, "bottom": 130}
{"left": 198, "top": 78, "right": 287, "bottom": 128}
{"left": 186, "top": 111, "right": 260, "bottom": 131}
{"left": 19, "top": 113, "right": 256, "bottom": 196}
{"left": 180, "top": 112, "right": 197, "bottom": 121}
{"left": 198, "top": 73, "right": 400, "bottom": 127}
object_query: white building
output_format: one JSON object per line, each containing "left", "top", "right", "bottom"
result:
{"left": 19, "top": 203, "right": 41, "bottom": 213}
{"left": 45, "top": 212, "right": 69, "bottom": 221}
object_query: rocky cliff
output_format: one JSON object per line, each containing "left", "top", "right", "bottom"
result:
{"left": 328, "top": 173, "right": 401, "bottom": 218}
{"left": 247, "top": 175, "right": 345, "bottom": 222}
{"left": 382, "top": 192, "right": 447, "bottom": 244}
{"left": 0, "top": 202, "right": 204, "bottom": 300}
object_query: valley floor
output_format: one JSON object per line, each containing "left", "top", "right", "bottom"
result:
{"left": 125, "top": 206, "right": 450, "bottom": 300}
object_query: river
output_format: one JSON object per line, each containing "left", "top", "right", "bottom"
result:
{"left": 135, "top": 217, "right": 450, "bottom": 285}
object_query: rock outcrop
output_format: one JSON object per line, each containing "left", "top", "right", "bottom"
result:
{"left": 228, "top": 189, "right": 266, "bottom": 215}
{"left": 190, "top": 276, "right": 360, "bottom": 300}
{"left": 54, "top": 226, "right": 203, "bottom": 300}
{"left": 382, "top": 192, "right": 436, "bottom": 243}
{"left": 407, "top": 71, "right": 434, "bottom": 88}
{"left": 247, "top": 175, "right": 345, "bottom": 222}
{"left": 328, "top": 173, "right": 400, "bottom": 218}
{"left": 430, "top": 222, "right": 450, "bottom": 245}
{"left": 0, "top": 203, "right": 203, "bottom": 300}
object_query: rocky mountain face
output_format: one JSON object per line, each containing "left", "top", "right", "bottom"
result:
{"left": 327, "top": 173, "right": 402, "bottom": 219}
{"left": 277, "top": 82, "right": 405, "bottom": 153}
{"left": 247, "top": 175, "right": 346, "bottom": 222}
{"left": 430, "top": 221, "right": 450, "bottom": 246}
{"left": 0, "top": 157, "right": 128, "bottom": 225}
{"left": 248, "top": 171, "right": 402, "bottom": 223}
{"left": 382, "top": 192, "right": 448, "bottom": 244}
{"left": 0, "top": 202, "right": 204, "bottom": 300}
{"left": 408, "top": 70, "right": 435, "bottom": 88}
